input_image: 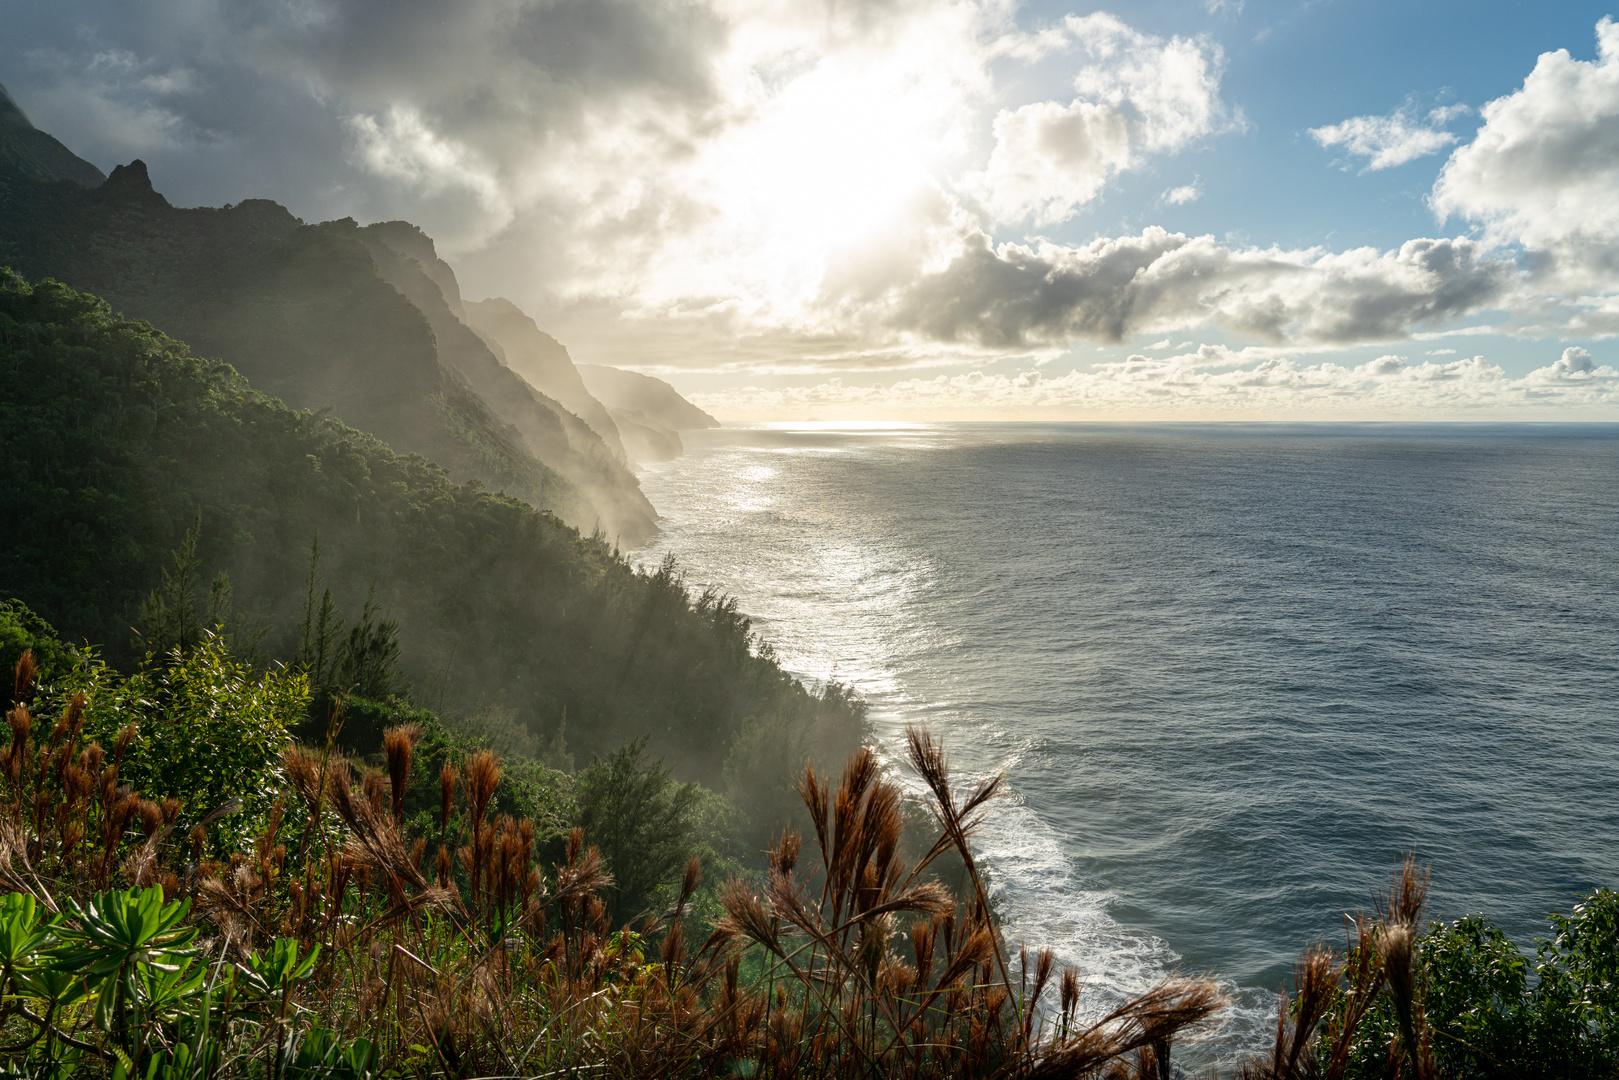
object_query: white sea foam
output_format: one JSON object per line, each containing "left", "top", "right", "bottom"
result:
{"left": 635, "top": 430, "right": 1279, "bottom": 1063}
{"left": 866, "top": 707, "right": 1277, "bottom": 1064}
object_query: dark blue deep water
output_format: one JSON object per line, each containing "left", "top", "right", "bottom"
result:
{"left": 632, "top": 423, "right": 1619, "bottom": 1058}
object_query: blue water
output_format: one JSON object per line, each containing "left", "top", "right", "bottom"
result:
{"left": 631, "top": 422, "right": 1619, "bottom": 1058}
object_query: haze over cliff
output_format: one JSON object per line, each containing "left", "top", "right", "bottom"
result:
{"left": 0, "top": 85, "right": 734, "bottom": 545}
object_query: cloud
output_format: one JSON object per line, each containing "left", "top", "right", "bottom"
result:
{"left": 1534, "top": 345, "right": 1597, "bottom": 379}
{"left": 0, "top": 3, "right": 1608, "bottom": 391}
{"left": 1433, "top": 17, "right": 1619, "bottom": 288}
{"left": 693, "top": 347, "right": 1619, "bottom": 419}
{"left": 968, "top": 14, "right": 1230, "bottom": 225}
{"left": 1309, "top": 102, "right": 1461, "bottom": 171}
{"left": 3, "top": 0, "right": 739, "bottom": 249}
{"left": 18, "top": 46, "right": 202, "bottom": 156}
{"left": 879, "top": 227, "right": 1513, "bottom": 348}
{"left": 1162, "top": 180, "right": 1201, "bottom": 204}
{"left": 346, "top": 105, "right": 513, "bottom": 244}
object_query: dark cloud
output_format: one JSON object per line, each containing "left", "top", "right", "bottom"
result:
{"left": 885, "top": 228, "right": 1514, "bottom": 347}
{"left": 0, "top": 0, "right": 727, "bottom": 235}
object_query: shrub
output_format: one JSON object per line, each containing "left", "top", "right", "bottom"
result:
{"left": 0, "top": 598, "right": 68, "bottom": 705}
{"left": 52, "top": 632, "right": 308, "bottom": 823}
{"left": 0, "top": 689, "right": 1225, "bottom": 1077}
{"left": 1242, "top": 864, "right": 1619, "bottom": 1080}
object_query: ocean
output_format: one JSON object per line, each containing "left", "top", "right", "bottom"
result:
{"left": 630, "top": 422, "right": 1619, "bottom": 1060}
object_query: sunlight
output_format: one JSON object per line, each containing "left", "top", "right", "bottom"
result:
{"left": 636, "top": 12, "right": 981, "bottom": 320}
{"left": 734, "top": 64, "right": 936, "bottom": 248}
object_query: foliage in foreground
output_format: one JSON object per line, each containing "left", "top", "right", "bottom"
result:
{"left": 1240, "top": 860, "right": 1619, "bottom": 1080}
{"left": 0, "top": 649, "right": 1225, "bottom": 1077}
{"left": 0, "top": 634, "right": 1613, "bottom": 1078}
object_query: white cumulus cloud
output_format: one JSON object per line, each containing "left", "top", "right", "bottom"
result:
{"left": 1310, "top": 103, "right": 1462, "bottom": 171}
{"left": 1433, "top": 17, "right": 1619, "bottom": 289}
{"left": 969, "top": 14, "right": 1230, "bottom": 225}
{"left": 1162, "top": 180, "right": 1201, "bottom": 204}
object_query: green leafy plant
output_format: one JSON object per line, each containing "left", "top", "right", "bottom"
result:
{"left": 280, "top": 1028, "right": 380, "bottom": 1080}
{"left": 576, "top": 736, "right": 708, "bottom": 925}
{"left": 1243, "top": 869, "right": 1619, "bottom": 1080}
{"left": 58, "top": 633, "right": 309, "bottom": 823}
{"left": 53, "top": 887, "right": 199, "bottom": 1039}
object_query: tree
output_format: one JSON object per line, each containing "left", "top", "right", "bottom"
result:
{"left": 134, "top": 516, "right": 206, "bottom": 657}
{"left": 576, "top": 738, "right": 705, "bottom": 926}
{"left": 297, "top": 538, "right": 404, "bottom": 705}
{"left": 135, "top": 517, "right": 263, "bottom": 661}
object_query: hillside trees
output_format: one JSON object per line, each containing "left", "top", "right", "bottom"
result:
{"left": 0, "top": 270, "right": 860, "bottom": 792}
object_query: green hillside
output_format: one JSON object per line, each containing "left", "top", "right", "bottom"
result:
{"left": 0, "top": 271, "right": 860, "bottom": 784}
{"left": 0, "top": 152, "right": 656, "bottom": 543}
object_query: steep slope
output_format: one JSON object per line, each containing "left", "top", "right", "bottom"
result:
{"left": 462, "top": 298, "right": 629, "bottom": 462}
{"left": 579, "top": 364, "right": 720, "bottom": 430}
{"left": 0, "top": 82, "right": 105, "bottom": 188}
{"left": 0, "top": 153, "right": 608, "bottom": 531}
{"left": 358, "top": 224, "right": 655, "bottom": 543}
{"left": 0, "top": 273, "right": 863, "bottom": 779}
{"left": 611, "top": 409, "right": 684, "bottom": 463}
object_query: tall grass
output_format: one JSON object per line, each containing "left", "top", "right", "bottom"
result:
{"left": 0, "top": 650, "right": 1225, "bottom": 1077}
{"left": 12, "top": 637, "right": 1598, "bottom": 1078}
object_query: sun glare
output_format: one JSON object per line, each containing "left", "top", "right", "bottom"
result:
{"left": 741, "top": 65, "right": 935, "bottom": 247}
{"left": 637, "top": 20, "right": 976, "bottom": 321}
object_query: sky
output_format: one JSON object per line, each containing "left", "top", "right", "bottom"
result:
{"left": 4, "top": 0, "right": 1619, "bottom": 420}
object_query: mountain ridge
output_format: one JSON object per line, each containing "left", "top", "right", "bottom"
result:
{"left": 464, "top": 297, "right": 634, "bottom": 465}
{"left": 0, "top": 81, "right": 106, "bottom": 189}
{"left": 579, "top": 363, "right": 720, "bottom": 431}
{"left": 0, "top": 138, "right": 662, "bottom": 541}
{"left": 0, "top": 269, "right": 860, "bottom": 780}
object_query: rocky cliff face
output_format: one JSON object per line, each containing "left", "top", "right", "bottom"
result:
{"left": 0, "top": 136, "right": 659, "bottom": 543}
{"left": 463, "top": 297, "right": 630, "bottom": 464}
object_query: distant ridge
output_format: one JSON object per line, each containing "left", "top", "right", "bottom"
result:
{"left": 579, "top": 364, "right": 719, "bottom": 430}
{"left": 464, "top": 297, "right": 632, "bottom": 464}
{"left": 0, "top": 82, "right": 105, "bottom": 188}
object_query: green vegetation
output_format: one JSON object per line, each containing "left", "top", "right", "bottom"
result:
{"left": 1336, "top": 891, "right": 1619, "bottom": 1078}
{"left": 0, "top": 644, "right": 1224, "bottom": 1077}
{"left": 0, "top": 272, "right": 860, "bottom": 792}
{"left": 1241, "top": 860, "right": 1619, "bottom": 1080}
{"left": 575, "top": 737, "right": 720, "bottom": 926}
{"left": 61, "top": 635, "right": 308, "bottom": 828}
{"left": 1, "top": 621, "right": 1614, "bottom": 1077}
